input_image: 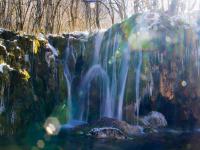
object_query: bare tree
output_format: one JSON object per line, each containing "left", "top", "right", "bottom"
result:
{"left": 0, "top": 0, "right": 198, "bottom": 33}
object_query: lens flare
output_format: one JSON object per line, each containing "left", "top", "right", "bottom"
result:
{"left": 181, "top": 80, "right": 187, "bottom": 87}
{"left": 44, "top": 117, "right": 61, "bottom": 136}
{"left": 37, "top": 140, "right": 45, "bottom": 149}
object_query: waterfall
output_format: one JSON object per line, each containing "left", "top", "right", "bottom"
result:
{"left": 63, "top": 31, "right": 113, "bottom": 125}
{"left": 116, "top": 45, "right": 130, "bottom": 120}
{"left": 64, "top": 38, "right": 73, "bottom": 122}
{"left": 149, "top": 72, "right": 154, "bottom": 97}
{"left": 110, "top": 33, "right": 118, "bottom": 118}
{"left": 64, "top": 70, "right": 72, "bottom": 121}
{"left": 102, "top": 29, "right": 112, "bottom": 72}
{"left": 79, "top": 65, "right": 111, "bottom": 121}
{"left": 0, "top": 98, "right": 5, "bottom": 114}
{"left": 63, "top": 30, "right": 144, "bottom": 124}
{"left": 135, "top": 51, "right": 143, "bottom": 123}
{"left": 93, "top": 31, "right": 105, "bottom": 65}
{"left": 197, "top": 46, "right": 200, "bottom": 76}
{"left": 10, "top": 109, "right": 16, "bottom": 125}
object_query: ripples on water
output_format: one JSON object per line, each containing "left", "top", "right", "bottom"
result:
{"left": 1, "top": 129, "right": 200, "bottom": 150}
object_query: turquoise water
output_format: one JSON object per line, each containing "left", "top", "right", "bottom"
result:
{"left": 1, "top": 129, "right": 200, "bottom": 150}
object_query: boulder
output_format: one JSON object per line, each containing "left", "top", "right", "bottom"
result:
{"left": 141, "top": 111, "right": 167, "bottom": 128}
{"left": 89, "top": 117, "right": 144, "bottom": 136}
{"left": 87, "top": 127, "right": 126, "bottom": 140}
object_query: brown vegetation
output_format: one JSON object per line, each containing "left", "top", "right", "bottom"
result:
{"left": 0, "top": 0, "right": 198, "bottom": 34}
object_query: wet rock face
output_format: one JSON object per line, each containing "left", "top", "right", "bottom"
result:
{"left": 129, "top": 125, "right": 144, "bottom": 135}
{"left": 139, "top": 49, "right": 200, "bottom": 128}
{"left": 190, "top": 101, "right": 200, "bottom": 122}
{"left": 141, "top": 95, "right": 198, "bottom": 128}
{"left": 0, "top": 28, "right": 17, "bottom": 40}
{"left": 159, "top": 66, "right": 175, "bottom": 100}
{"left": 124, "top": 103, "right": 136, "bottom": 124}
{"left": 0, "top": 29, "right": 69, "bottom": 136}
{"left": 88, "top": 127, "right": 126, "bottom": 139}
{"left": 141, "top": 111, "right": 167, "bottom": 128}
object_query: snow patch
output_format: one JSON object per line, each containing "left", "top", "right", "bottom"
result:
{"left": 38, "top": 33, "right": 47, "bottom": 41}
{"left": 0, "top": 63, "right": 14, "bottom": 73}
{"left": 142, "top": 111, "right": 167, "bottom": 128}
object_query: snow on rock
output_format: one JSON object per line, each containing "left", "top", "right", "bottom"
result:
{"left": 88, "top": 127, "right": 126, "bottom": 139}
{"left": 0, "top": 42, "right": 6, "bottom": 51}
{"left": 38, "top": 33, "right": 47, "bottom": 41}
{"left": 0, "top": 63, "right": 14, "bottom": 73}
{"left": 136, "top": 12, "right": 161, "bottom": 32}
{"left": 141, "top": 111, "right": 167, "bottom": 128}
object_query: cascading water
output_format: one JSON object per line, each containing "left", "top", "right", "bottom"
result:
{"left": 76, "top": 31, "right": 132, "bottom": 121}
{"left": 109, "top": 33, "right": 118, "bottom": 118}
{"left": 64, "top": 36, "right": 76, "bottom": 122}
{"left": 0, "top": 10, "right": 199, "bottom": 140}
{"left": 10, "top": 109, "right": 15, "bottom": 125}
{"left": 135, "top": 51, "right": 143, "bottom": 123}
{"left": 79, "top": 64, "right": 111, "bottom": 121}
{"left": 93, "top": 31, "right": 105, "bottom": 65}
{"left": 102, "top": 29, "right": 112, "bottom": 72}
{"left": 0, "top": 84, "right": 5, "bottom": 114}
{"left": 0, "top": 98, "right": 5, "bottom": 114}
{"left": 149, "top": 72, "right": 154, "bottom": 97}
{"left": 63, "top": 30, "right": 145, "bottom": 124}
{"left": 197, "top": 46, "right": 200, "bottom": 76}
{"left": 64, "top": 38, "right": 73, "bottom": 121}
{"left": 61, "top": 12, "right": 200, "bottom": 128}
{"left": 116, "top": 44, "right": 130, "bottom": 120}
{"left": 78, "top": 30, "right": 113, "bottom": 120}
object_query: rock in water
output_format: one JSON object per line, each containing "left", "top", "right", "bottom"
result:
{"left": 89, "top": 117, "right": 144, "bottom": 136}
{"left": 130, "top": 125, "right": 144, "bottom": 135}
{"left": 141, "top": 111, "right": 167, "bottom": 128}
{"left": 88, "top": 127, "right": 126, "bottom": 140}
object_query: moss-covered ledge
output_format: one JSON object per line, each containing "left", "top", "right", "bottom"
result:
{"left": 0, "top": 29, "right": 69, "bottom": 136}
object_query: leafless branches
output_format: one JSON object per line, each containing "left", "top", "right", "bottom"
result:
{"left": 0, "top": 0, "right": 199, "bottom": 33}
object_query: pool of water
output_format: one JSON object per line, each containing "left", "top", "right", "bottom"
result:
{"left": 1, "top": 129, "right": 200, "bottom": 150}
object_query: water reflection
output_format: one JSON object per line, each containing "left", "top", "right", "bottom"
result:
{"left": 2, "top": 129, "right": 200, "bottom": 150}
